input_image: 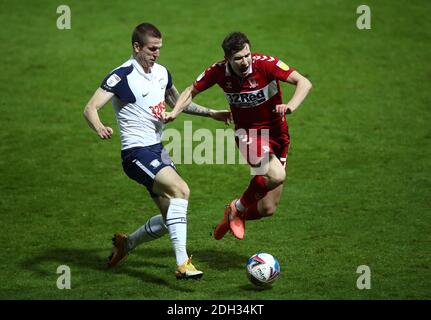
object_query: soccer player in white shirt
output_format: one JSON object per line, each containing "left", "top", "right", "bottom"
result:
{"left": 83, "top": 23, "right": 230, "bottom": 279}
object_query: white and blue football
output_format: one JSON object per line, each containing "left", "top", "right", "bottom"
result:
{"left": 246, "top": 252, "right": 281, "bottom": 287}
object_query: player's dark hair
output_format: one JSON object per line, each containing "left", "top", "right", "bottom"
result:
{"left": 222, "top": 32, "right": 251, "bottom": 58}
{"left": 132, "top": 23, "right": 162, "bottom": 47}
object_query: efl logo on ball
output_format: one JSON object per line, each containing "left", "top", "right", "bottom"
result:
{"left": 246, "top": 253, "right": 280, "bottom": 287}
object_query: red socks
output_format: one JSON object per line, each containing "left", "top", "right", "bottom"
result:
{"left": 239, "top": 175, "right": 269, "bottom": 207}
{"left": 244, "top": 202, "right": 261, "bottom": 220}
{"left": 239, "top": 175, "right": 270, "bottom": 221}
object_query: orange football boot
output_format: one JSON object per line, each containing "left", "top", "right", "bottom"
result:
{"left": 107, "top": 233, "right": 129, "bottom": 268}
{"left": 213, "top": 204, "right": 231, "bottom": 240}
{"left": 227, "top": 199, "right": 245, "bottom": 240}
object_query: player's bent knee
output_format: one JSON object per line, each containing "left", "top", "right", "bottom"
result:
{"left": 174, "top": 181, "right": 190, "bottom": 200}
{"left": 265, "top": 161, "right": 286, "bottom": 188}
{"left": 162, "top": 179, "right": 190, "bottom": 200}
{"left": 260, "top": 203, "right": 277, "bottom": 217}
{"left": 181, "top": 183, "right": 190, "bottom": 200}
{"left": 266, "top": 171, "right": 286, "bottom": 189}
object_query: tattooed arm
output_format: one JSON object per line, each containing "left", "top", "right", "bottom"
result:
{"left": 165, "top": 85, "right": 211, "bottom": 117}
{"left": 164, "top": 85, "right": 231, "bottom": 122}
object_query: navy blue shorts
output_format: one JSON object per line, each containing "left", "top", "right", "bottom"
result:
{"left": 121, "top": 143, "right": 176, "bottom": 198}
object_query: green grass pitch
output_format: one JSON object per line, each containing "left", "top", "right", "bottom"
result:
{"left": 0, "top": 0, "right": 430, "bottom": 299}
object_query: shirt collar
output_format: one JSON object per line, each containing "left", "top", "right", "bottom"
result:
{"left": 131, "top": 56, "right": 153, "bottom": 79}
{"left": 225, "top": 61, "right": 231, "bottom": 76}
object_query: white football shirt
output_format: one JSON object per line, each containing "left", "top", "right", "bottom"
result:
{"left": 101, "top": 58, "right": 172, "bottom": 150}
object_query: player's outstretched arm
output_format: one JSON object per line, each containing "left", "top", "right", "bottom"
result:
{"left": 83, "top": 88, "right": 115, "bottom": 139}
{"left": 274, "top": 71, "right": 312, "bottom": 116}
{"left": 163, "top": 85, "right": 232, "bottom": 124}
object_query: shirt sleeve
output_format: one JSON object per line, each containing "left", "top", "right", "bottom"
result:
{"left": 100, "top": 71, "right": 122, "bottom": 94}
{"left": 100, "top": 64, "right": 135, "bottom": 103}
{"left": 193, "top": 63, "right": 219, "bottom": 92}
{"left": 267, "top": 57, "right": 295, "bottom": 82}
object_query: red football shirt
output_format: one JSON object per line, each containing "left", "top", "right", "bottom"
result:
{"left": 193, "top": 53, "right": 295, "bottom": 130}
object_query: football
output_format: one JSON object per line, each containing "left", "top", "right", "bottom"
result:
{"left": 246, "top": 253, "right": 280, "bottom": 287}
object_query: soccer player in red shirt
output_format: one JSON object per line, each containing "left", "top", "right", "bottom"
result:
{"left": 162, "top": 32, "right": 312, "bottom": 240}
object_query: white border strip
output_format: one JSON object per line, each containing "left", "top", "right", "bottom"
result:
{"left": 134, "top": 160, "right": 156, "bottom": 179}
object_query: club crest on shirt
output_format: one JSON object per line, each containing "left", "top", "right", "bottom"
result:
{"left": 159, "top": 77, "right": 166, "bottom": 90}
{"left": 106, "top": 74, "right": 121, "bottom": 87}
{"left": 247, "top": 78, "right": 258, "bottom": 89}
